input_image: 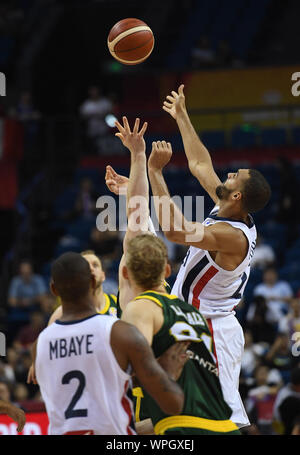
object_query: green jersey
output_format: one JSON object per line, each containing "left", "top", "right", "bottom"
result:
{"left": 98, "top": 293, "right": 118, "bottom": 317}
{"left": 133, "top": 290, "right": 240, "bottom": 435}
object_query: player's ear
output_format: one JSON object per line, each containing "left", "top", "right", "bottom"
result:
{"left": 232, "top": 191, "right": 242, "bottom": 201}
{"left": 50, "top": 280, "right": 58, "bottom": 297}
{"left": 122, "top": 265, "right": 129, "bottom": 281}
{"left": 165, "top": 263, "right": 171, "bottom": 279}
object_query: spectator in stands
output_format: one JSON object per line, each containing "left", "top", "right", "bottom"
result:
{"left": 0, "top": 381, "right": 11, "bottom": 403}
{"left": 80, "top": 86, "right": 113, "bottom": 155}
{"left": 248, "top": 266, "right": 293, "bottom": 325}
{"left": 215, "top": 40, "right": 233, "bottom": 67}
{"left": 39, "top": 293, "right": 56, "bottom": 322}
{"left": 278, "top": 297, "right": 300, "bottom": 360}
{"left": 88, "top": 227, "right": 121, "bottom": 260}
{"left": 0, "top": 360, "right": 15, "bottom": 383}
{"left": 273, "top": 366, "right": 300, "bottom": 434}
{"left": 190, "top": 36, "right": 216, "bottom": 68}
{"left": 276, "top": 157, "right": 300, "bottom": 240}
{"left": 14, "top": 91, "right": 40, "bottom": 124}
{"left": 13, "top": 383, "right": 29, "bottom": 404}
{"left": 8, "top": 260, "right": 47, "bottom": 309}
{"left": 265, "top": 334, "right": 293, "bottom": 384}
{"left": 251, "top": 234, "right": 275, "bottom": 269}
{"left": 74, "top": 178, "right": 98, "bottom": 219}
{"left": 14, "top": 311, "right": 46, "bottom": 350}
{"left": 9, "top": 91, "right": 41, "bottom": 152}
{"left": 241, "top": 330, "right": 266, "bottom": 379}
{"left": 245, "top": 295, "right": 278, "bottom": 344}
{"left": 245, "top": 364, "right": 282, "bottom": 435}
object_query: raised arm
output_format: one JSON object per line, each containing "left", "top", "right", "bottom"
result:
{"left": 163, "top": 85, "right": 221, "bottom": 203}
{"left": 148, "top": 141, "right": 246, "bottom": 254}
{"left": 113, "top": 117, "right": 149, "bottom": 252}
{"left": 111, "top": 319, "right": 185, "bottom": 416}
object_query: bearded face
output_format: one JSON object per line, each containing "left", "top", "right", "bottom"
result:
{"left": 216, "top": 184, "right": 233, "bottom": 200}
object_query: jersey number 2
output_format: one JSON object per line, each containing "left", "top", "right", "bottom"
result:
{"left": 62, "top": 370, "right": 88, "bottom": 419}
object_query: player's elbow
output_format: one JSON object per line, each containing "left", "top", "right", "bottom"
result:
{"left": 164, "top": 229, "right": 185, "bottom": 244}
{"left": 161, "top": 392, "right": 184, "bottom": 415}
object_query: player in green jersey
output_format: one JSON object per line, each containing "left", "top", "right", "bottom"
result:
{"left": 48, "top": 249, "right": 119, "bottom": 322}
{"left": 121, "top": 234, "right": 239, "bottom": 435}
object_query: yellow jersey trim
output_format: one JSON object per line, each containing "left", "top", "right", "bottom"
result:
{"left": 132, "top": 387, "right": 144, "bottom": 423}
{"left": 134, "top": 295, "right": 163, "bottom": 307}
{"left": 98, "top": 294, "right": 110, "bottom": 314}
{"left": 110, "top": 294, "right": 117, "bottom": 303}
{"left": 154, "top": 415, "right": 238, "bottom": 435}
{"left": 138, "top": 290, "right": 178, "bottom": 300}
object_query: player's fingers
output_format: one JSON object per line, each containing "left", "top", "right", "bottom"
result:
{"left": 107, "top": 165, "right": 118, "bottom": 178}
{"left": 171, "top": 90, "right": 179, "bottom": 98}
{"left": 115, "top": 132, "right": 124, "bottom": 142}
{"left": 152, "top": 141, "right": 157, "bottom": 152}
{"left": 162, "top": 105, "right": 171, "bottom": 113}
{"left": 115, "top": 120, "right": 125, "bottom": 133}
{"left": 163, "top": 101, "right": 173, "bottom": 109}
{"left": 133, "top": 118, "right": 140, "bottom": 134}
{"left": 17, "top": 412, "right": 26, "bottom": 433}
{"left": 166, "top": 95, "right": 175, "bottom": 103}
{"left": 139, "top": 121, "right": 148, "bottom": 136}
{"left": 167, "top": 142, "right": 172, "bottom": 150}
{"left": 123, "top": 116, "right": 131, "bottom": 134}
{"left": 178, "top": 84, "right": 185, "bottom": 95}
{"left": 161, "top": 140, "right": 167, "bottom": 149}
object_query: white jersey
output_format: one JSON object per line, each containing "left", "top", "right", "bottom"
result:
{"left": 35, "top": 314, "right": 136, "bottom": 435}
{"left": 172, "top": 206, "right": 257, "bottom": 319}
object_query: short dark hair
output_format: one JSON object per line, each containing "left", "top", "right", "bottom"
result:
{"left": 242, "top": 169, "right": 271, "bottom": 213}
{"left": 51, "top": 252, "right": 92, "bottom": 302}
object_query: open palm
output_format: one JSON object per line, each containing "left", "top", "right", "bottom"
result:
{"left": 163, "top": 84, "right": 186, "bottom": 120}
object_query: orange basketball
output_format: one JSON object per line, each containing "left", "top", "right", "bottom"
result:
{"left": 107, "top": 18, "right": 154, "bottom": 65}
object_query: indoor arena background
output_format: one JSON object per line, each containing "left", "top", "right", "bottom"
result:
{"left": 0, "top": 0, "right": 300, "bottom": 435}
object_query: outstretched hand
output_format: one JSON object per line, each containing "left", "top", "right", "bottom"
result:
{"left": 105, "top": 165, "right": 129, "bottom": 195}
{"left": 163, "top": 84, "right": 186, "bottom": 120}
{"left": 148, "top": 141, "right": 173, "bottom": 172}
{"left": 115, "top": 116, "right": 148, "bottom": 156}
{"left": 6, "top": 402, "right": 26, "bottom": 433}
{"left": 157, "top": 341, "right": 190, "bottom": 381}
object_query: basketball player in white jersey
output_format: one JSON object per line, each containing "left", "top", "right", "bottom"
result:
{"left": 27, "top": 250, "right": 118, "bottom": 385}
{"left": 35, "top": 252, "right": 186, "bottom": 435}
{"left": 146, "top": 85, "right": 271, "bottom": 428}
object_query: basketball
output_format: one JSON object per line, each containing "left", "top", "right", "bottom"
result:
{"left": 107, "top": 18, "right": 154, "bottom": 65}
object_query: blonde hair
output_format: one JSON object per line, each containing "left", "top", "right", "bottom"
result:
{"left": 81, "top": 249, "right": 96, "bottom": 257}
{"left": 126, "top": 234, "right": 168, "bottom": 289}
